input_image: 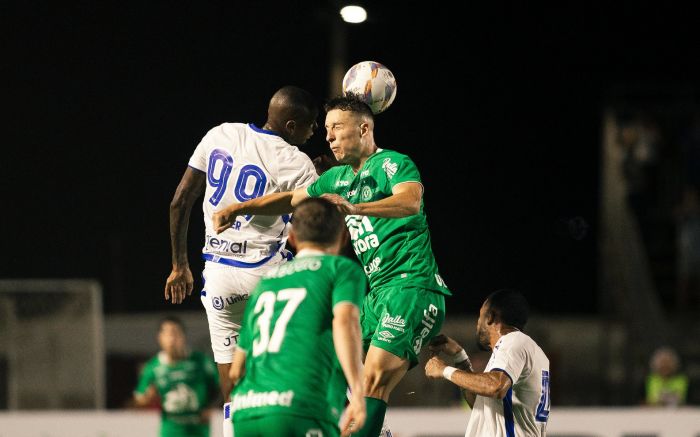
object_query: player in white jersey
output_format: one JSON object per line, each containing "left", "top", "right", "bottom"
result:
{"left": 425, "top": 289, "right": 550, "bottom": 437}
{"left": 165, "top": 86, "right": 320, "bottom": 435}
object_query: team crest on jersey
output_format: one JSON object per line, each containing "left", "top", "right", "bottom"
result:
{"left": 382, "top": 158, "right": 398, "bottom": 179}
{"left": 361, "top": 186, "right": 373, "bottom": 200}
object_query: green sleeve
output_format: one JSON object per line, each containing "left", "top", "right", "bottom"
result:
{"left": 307, "top": 167, "right": 340, "bottom": 197}
{"left": 388, "top": 153, "right": 422, "bottom": 188}
{"left": 331, "top": 258, "right": 367, "bottom": 309}
{"left": 134, "top": 359, "right": 155, "bottom": 395}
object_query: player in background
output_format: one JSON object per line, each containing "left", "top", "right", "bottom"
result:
{"left": 213, "top": 94, "right": 451, "bottom": 437}
{"left": 229, "top": 197, "right": 366, "bottom": 436}
{"left": 164, "top": 86, "right": 320, "bottom": 436}
{"left": 132, "top": 316, "right": 220, "bottom": 437}
{"left": 425, "top": 289, "right": 550, "bottom": 437}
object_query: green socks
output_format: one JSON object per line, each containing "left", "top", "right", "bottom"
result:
{"left": 353, "top": 397, "right": 387, "bottom": 436}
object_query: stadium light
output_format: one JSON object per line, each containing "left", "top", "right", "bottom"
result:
{"left": 340, "top": 5, "right": 367, "bottom": 23}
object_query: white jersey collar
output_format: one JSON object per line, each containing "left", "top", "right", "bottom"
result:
{"left": 296, "top": 248, "right": 326, "bottom": 258}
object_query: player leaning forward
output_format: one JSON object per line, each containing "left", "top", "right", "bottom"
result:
{"left": 214, "top": 94, "right": 451, "bottom": 436}
{"left": 165, "top": 86, "right": 319, "bottom": 436}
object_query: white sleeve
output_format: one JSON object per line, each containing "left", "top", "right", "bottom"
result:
{"left": 488, "top": 334, "right": 527, "bottom": 383}
{"left": 277, "top": 149, "right": 318, "bottom": 192}
{"left": 187, "top": 129, "right": 213, "bottom": 172}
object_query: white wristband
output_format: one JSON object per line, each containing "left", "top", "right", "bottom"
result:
{"left": 452, "top": 349, "right": 469, "bottom": 364}
{"left": 452, "top": 349, "right": 474, "bottom": 372}
{"left": 443, "top": 366, "right": 458, "bottom": 381}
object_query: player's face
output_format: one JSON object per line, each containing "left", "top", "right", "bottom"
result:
{"left": 325, "top": 109, "right": 364, "bottom": 165}
{"left": 475, "top": 301, "right": 491, "bottom": 351}
{"left": 289, "top": 113, "right": 318, "bottom": 145}
{"left": 158, "top": 321, "right": 186, "bottom": 357}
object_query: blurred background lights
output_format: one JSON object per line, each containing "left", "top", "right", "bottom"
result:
{"left": 340, "top": 5, "right": 367, "bottom": 23}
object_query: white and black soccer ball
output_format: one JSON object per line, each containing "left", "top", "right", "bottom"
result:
{"left": 342, "top": 61, "right": 397, "bottom": 114}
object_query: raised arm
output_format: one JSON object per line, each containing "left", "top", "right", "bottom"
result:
{"left": 322, "top": 182, "right": 422, "bottom": 218}
{"left": 212, "top": 188, "right": 309, "bottom": 233}
{"left": 332, "top": 302, "right": 366, "bottom": 436}
{"left": 165, "top": 167, "right": 205, "bottom": 304}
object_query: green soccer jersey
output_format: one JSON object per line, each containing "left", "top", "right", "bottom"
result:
{"left": 231, "top": 252, "right": 366, "bottom": 427}
{"left": 307, "top": 148, "right": 451, "bottom": 295}
{"left": 135, "top": 351, "right": 219, "bottom": 437}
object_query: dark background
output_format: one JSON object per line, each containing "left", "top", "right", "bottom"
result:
{"left": 2, "top": 1, "right": 698, "bottom": 316}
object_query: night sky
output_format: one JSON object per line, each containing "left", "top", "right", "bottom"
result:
{"left": 3, "top": 2, "right": 698, "bottom": 316}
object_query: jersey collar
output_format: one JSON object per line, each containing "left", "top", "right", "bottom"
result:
{"left": 296, "top": 248, "right": 326, "bottom": 257}
{"left": 248, "top": 123, "right": 282, "bottom": 138}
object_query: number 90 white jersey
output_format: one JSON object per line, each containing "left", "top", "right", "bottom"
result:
{"left": 188, "top": 123, "right": 317, "bottom": 265}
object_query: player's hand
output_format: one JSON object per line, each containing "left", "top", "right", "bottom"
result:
{"left": 321, "top": 193, "right": 358, "bottom": 215}
{"left": 312, "top": 154, "right": 340, "bottom": 175}
{"left": 340, "top": 394, "right": 366, "bottom": 436}
{"left": 425, "top": 356, "right": 448, "bottom": 379}
{"left": 165, "top": 267, "right": 193, "bottom": 304}
{"left": 212, "top": 206, "right": 239, "bottom": 234}
{"left": 428, "top": 334, "right": 464, "bottom": 356}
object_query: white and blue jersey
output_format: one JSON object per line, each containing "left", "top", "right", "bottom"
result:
{"left": 188, "top": 122, "right": 317, "bottom": 363}
{"left": 188, "top": 123, "right": 317, "bottom": 267}
{"left": 465, "top": 331, "right": 550, "bottom": 437}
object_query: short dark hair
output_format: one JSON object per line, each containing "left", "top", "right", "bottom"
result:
{"left": 485, "top": 289, "right": 529, "bottom": 331}
{"left": 159, "top": 315, "right": 186, "bottom": 334}
{"left": 272, "top": 85, "right": 318, "bottom": 122}
{"left": 324, "top": 93, "right": 374, "bottom": 120}
{"left": 292, "top": 197, "right": 345, "bottom": 246}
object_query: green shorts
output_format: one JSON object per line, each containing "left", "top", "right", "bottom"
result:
{"left": 361, "top": 286, "right": 445, "bottom": 367}
{"left": 234, "top": 414, "right": 338, "bottom": 437}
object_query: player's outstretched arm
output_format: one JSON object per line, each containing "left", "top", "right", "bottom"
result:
{"left": 166, "top": 167, "right": 205, "bottom": 304}
{"left": 425, "top": 356, "right": 512, "bottom": 400}
{"left": 322, "top": 182, "right": 422, "bottom": 218}
{"left": 211, "top": 188, "right": 310, "bottom": 234}
{"left": 332, "top": 303, "right": 366, "bottom": 436}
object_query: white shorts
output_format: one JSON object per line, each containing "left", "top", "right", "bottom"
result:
{"left": 200, "top": 258, "right": 282, "bottom": 363}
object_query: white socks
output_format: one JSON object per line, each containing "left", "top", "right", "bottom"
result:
{"left": 222, "top": 402, "right": 233, "bottom": 437}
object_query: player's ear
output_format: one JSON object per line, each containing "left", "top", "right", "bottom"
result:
{"left": 359, "top": 121, "right": 369, "bottom": 137}
{"left": 288, "top": 229, "right": 298, "bottom": 250}
{"left": 340, "top": 227, "right": 349, "bottom": 248}
{"left": 486, "top": 308, "right": 496, "bottom": 326}
{"left": 285, "top": 119, "right": 297, "bottom": 134}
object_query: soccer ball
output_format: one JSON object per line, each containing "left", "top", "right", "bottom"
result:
{"left": 342, "top": 61, "right": 397, "bottom": 114}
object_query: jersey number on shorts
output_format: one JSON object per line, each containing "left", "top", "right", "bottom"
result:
{"left": 207, "top": 149, "right": 267, "bottom": 206}
{"left": 535, "top": 370, "right": 550, "bottom": 422}
{"left": 252, "top": 288, "right": 307, "bottom": 357}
